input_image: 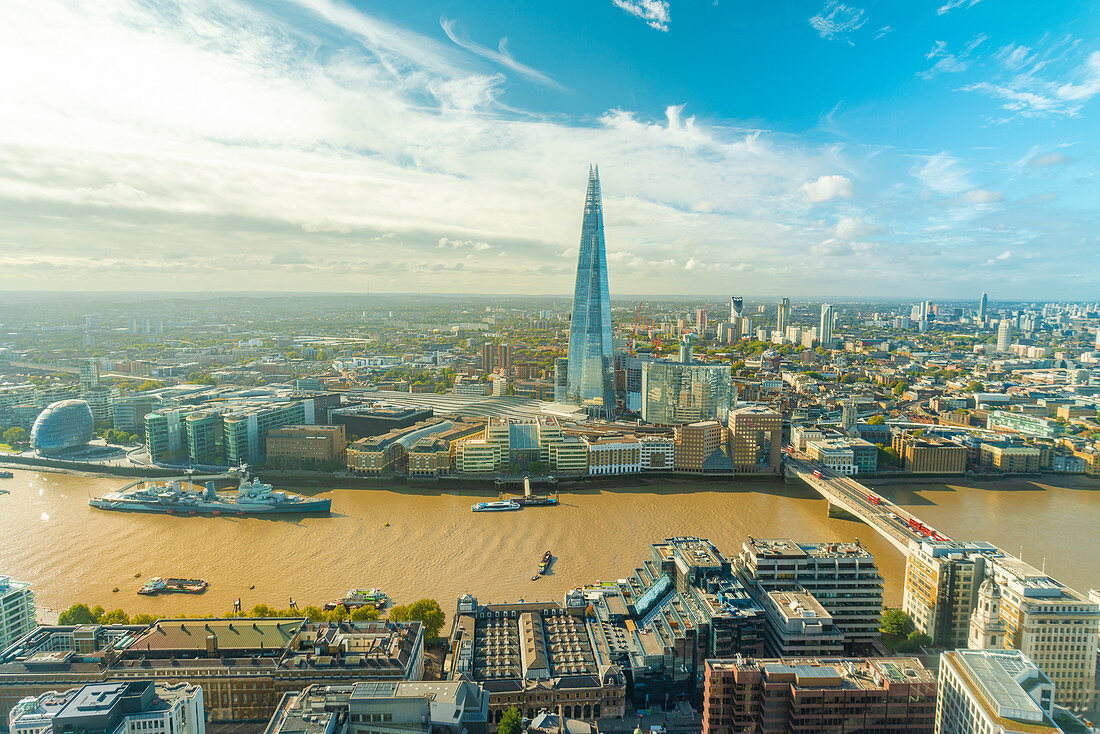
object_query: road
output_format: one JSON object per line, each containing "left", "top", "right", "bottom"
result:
{"left": 785, "top": 453, "right": 950, "bottom": 554}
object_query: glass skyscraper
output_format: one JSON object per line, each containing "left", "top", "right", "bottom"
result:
{"left": 564, "top": 166, "right": 615, "bottom": 417}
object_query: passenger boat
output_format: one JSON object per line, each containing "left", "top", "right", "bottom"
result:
{"left": 470, "top": 500, "right": 521, "bottom": 512}
{"left": 137, "top": 577, "right": 207, "bottom": 595}
{"left": 516, "top": 495, "right": 559, "bottom": 507}
{"left": 324, "top": 587, "right": 389, "bottom": 610}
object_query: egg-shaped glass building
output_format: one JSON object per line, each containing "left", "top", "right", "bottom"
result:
{"left": 31, "top": 399, "right": 94, "bottom": 454}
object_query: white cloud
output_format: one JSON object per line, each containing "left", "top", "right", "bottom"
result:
{"left": 610, "top": 0, "right": 670, "bottom": 32}
{"left": 919, "top": 35, "right": 987, "bottom": 79}
{"left": 955, "top": 188, "right": 1004, "bottom": 205}
{"left": 937, "top": 0, "right": 982, "bottom": 15}
{"left": 831, "top": 216, "right": 882, "bottom": 239}
{"left": 1024, "top": 151, "right": 1071, "bottom": 168}
{"left": 986, "top": 250, "right": 1012, "bottom": 265}
{"left": 809, "top": 1, "right": 867, "bottom": 44}
{"left": 438, "top": 237, "right": 492, "bottom": 251}
{"left": 912, "top": 153, "right": 972, "bottom": 194}
{"left": 960, "top": 44, "right": 1100, "bottom": 119}
{"left": 801, "top": 175, "right": 854, "bottom": 202}
{"left": 439, "top": 17, "right": 562, "bottom": 89}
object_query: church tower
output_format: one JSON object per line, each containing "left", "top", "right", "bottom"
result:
{"left": 968, "top": 575, "right": 1007, "bottom": 650}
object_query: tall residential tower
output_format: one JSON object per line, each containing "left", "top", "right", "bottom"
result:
{"left": 564, "top": 166, "right": 615, "bottom": 417}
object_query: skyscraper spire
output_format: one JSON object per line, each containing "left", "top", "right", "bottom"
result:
{"left": 562, "top": 164, "right": 615, "bottom": 417}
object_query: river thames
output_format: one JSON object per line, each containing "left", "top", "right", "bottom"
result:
{"left": 0, "top": 469, "right": 1097, "bottom": 618}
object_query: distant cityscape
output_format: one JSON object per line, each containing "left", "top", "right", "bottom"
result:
{"left": 1, "top": 170, "right": 1099, "bottom": 734}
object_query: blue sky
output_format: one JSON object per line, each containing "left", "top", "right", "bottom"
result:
{"left": 0, "top": 0, "right": 1098, "bottom": 298}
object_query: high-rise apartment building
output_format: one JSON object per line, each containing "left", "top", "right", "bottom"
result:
{"left": 739, "top": 538, "right": 883, "bottom": 651}
{"left": 640, "top": 361, "right": 734, "bottom": 425}
{"left": 819, "top": 303, "right": 834, "bottom": 346}
{"left": 727, "top": 405, "right": 782, "bottom": 473}
{"left": 937, "top": 650, "right": 1091, "bottom": 734}
{"left": 776, "top": 297, "right": 790, "bottom": 335}
{"left": 979, "top": 291, "right": 988, "bottom": 321}
{"left": 729, "top": 296, "right": 743, "bottom": 340}
{"left": 997, "top": 319, "right": 1014, "bottom": 353}
{"left": 77, "top": 358, "right": 100, "bottom": 392}
{"left": 0, "top": 577, "right": 35, "bottom": 650}
{"left": 564, "top": 166, "right": 615, "bottom": 417}
{"left": 703, "top": 657, "right": 936, "bottom": 734}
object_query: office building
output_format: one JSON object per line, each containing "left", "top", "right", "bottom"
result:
{"left": 77, "top": 359, "right": 100, "bottom": 392}
{"left": 759, "top": 591, "right": 844, "bottom": 657}
{"left": 639, "top": 435, "right": 674, "bottom": 470}
{"left": 8, "top": 681, "right": 204, "bottom": 734}
{"left": 0, "top": 619, "right": 424, "bottom": 725}
{"left": 990, "top": 556, "right": 1100, "bottom": 712}
{"left": 262, "top": 681, "right": 489, "bottom": 734}
{"left": 446, "top": 595, "right": 626, "bottom": 727}
{"left": 903, "top": 540, "right": 1001, "bottom": 649}
{"left": 893, "top": 433, "right": 967, "bottom": 474}
{"left": 729, "top": 297, "right": 743, "bottom": 340}
{"left": 937, "top": 649, "right": 1092, "bottom": 734}
{"left": 678, "top": 334, "right": 695, "bottom": 364}
{"left": 805, "top": 438, "right": 855, "bottom": 474}
{"left": 673, "top": 420, "right": 724, "bottom": 472}
{"left": 740, "top": 539, "right": 883, "bottom": 651}
{"left": 703, "top": 657, "right": 936, "bottom": 734}
{"left": 640, "top": 361, "right": 734, "bottom": 425}
{"left": 564, "top": 166, "right": 615, "bottom": 417}
{"left": 979, "top": 441, "right": 1043, "bottom": 472}
{"left": 987, "top": 410, "right": 1065, "bottom": 439}
{"left": 727, "top": 405, "right": 782, "bottom": 473}
{"left": 184, "top": 410, "right": 224, "bottom": 466}
{"left": 0, "top": 577, "right": 35, "bottom": 650}
{"left": 223, "top": 401, "right": 308, "bottom": 465}
{"left": 110, "top": 394, "right": 159, "bottom": 433}
{"left": 30, "top": 400, "right": 94, "bottom": 455}
{"left": 819, "top": 303, "right": 834, "bottom": 346}
{"left": 266, "top": 424, "right": 348, "bottom": 466}
{"left": 583, "top": 435, "right": 641, "bottom": 475}
{"left": 144, "top": 407, "right": 193, "bottom": 463}
{"left": 979, "top": 291, "right": 988, "bottom": 321}
{"left": 330, "top": 407, "right": 433, "bottom": 440}
{"left": 776, "top": 297, "right": 790, "bottom": 336}
{"left": 997, "top": 319, "right": 1014, "bottom": 353}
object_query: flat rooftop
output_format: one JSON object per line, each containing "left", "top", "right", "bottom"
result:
{"left": 125, "top": 618, "right": 304, "bottom": 654}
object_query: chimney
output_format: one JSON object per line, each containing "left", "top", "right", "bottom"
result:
{"left": 205, "top": 634, "right": 218, "bottom": 657}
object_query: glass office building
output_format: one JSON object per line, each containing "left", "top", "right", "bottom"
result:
{"left": 641, "top": 362, "right": 734, "bottom": 425}
{"left": 565, "top": 166, "right": 615, "bottom": 417}
{"left": 30, "top": 399, "right": 94, "bottom": 454}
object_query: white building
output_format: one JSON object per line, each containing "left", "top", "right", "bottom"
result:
{"left": 0, "top": 577, "right": 35, "bottom": 650}
{"left": 639, "top": 435, "right": 674, "bottom": 471}
{"left": 9, "top": 681, "right": 204, "bottom": 734}
{"left": 452, "top": 376, "right": 487, "bottom": 397}
{"left": 790, "top": 425, "right": 825, "bottom": 451}
{"left": 936, "top": 649, "right": 1090, "bottom": 734}
{"left": 805, "top": 438, "right": 856, "bottom": 475}
{"left": 583, "top": 435, "right": 642, "bottom": 475}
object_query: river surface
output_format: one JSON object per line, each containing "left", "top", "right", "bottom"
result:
{"left": 0, "top": 469, "right": 1097, "bottom": 619}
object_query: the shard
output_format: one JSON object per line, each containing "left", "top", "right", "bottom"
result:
{"left": 564, "top": 165, "right": 615, "bottom": 417}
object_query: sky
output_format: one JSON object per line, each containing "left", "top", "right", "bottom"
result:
{"left": 1, "top": 0, "right": 1098, "bottom": 299}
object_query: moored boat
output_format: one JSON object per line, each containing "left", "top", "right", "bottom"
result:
{"left": 538, "top": 550, "right": 553, "bottom": 575}
{"left": 137, "top": 577, "right": 207, "bottom": 595}
{"left": 471, "top": 500, "right": 521, "bottom": 512}
{"left": 90, "top": 471, "right": 331, "bottom": 516}
{"left": 324, "top": 587, "right": 389, "bottom": 610}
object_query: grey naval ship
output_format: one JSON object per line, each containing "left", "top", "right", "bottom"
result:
{"left": 89, "top": 470, "right": 331, "bottom": 516}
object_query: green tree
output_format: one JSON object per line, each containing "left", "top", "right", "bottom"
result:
{"left": 99, "top": 609, "right": 130, "bottom": 624}
{"left": 58, "top": 603, "right": 97, "bottom": 625}
{"left": 350, "top": 606, "right": 381, "bottom": 622}
{"left": 892, "top": 382, "right": 908, "bottom": 397}
{"left": 866, "top": 415, "right": 886, "bottom": 426}
{"left": 3, "top": 426, "right": 28, "bottom": 445}
{"left": 498, "top": 707, "right": 523, "bottom": 734}
{"left": 131, "top": 614, "right": 157, "bottom": 625}
{"left": 389, "top": 598, "right": 446, "bottom": 639}
{"left": 880, "top": 608, "right": 915, "bottom": 637}
{"left": 964, "top": 380, "right": 985, "bottom": 393}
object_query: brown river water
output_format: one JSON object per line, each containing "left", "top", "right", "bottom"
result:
{"left": 0, "top": 469, "right": 1097, "bottom": 619}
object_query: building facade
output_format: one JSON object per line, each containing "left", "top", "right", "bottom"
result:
{"left": 0, "top": 577, "right": 35, "bottom": 651}
{"left": 640, "top": 362, "right": 734, "bottom": 425}
{"left": 727, "top": 405, "right": 782, "bottom": 473}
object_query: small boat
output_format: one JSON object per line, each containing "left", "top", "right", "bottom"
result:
{"left": 383, "top": 522, "right": 390, "bottom": 527}
{"left": 517, "top": 495, "right": 559, "bottom": 507}
{"left": 531, "top": 575, "right": 540, "bottom": 581}
{"left": 470, "top": 500, "right": 521, "bottom": 512}
{"left": 0, "top": 470, "right": 14, "bottom": 479}
{"left": 112, "top": 587, "right": 119, "bottom": 593}
{"left": 249, "top": 584, "right": 255, "bottom": 590}
{"left": 138, "top": 577, "right": 207, "bottom": 595}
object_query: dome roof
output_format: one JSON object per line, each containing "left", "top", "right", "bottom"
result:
{"left": 979, "top": 576, "right": 1001, "bottom": 598}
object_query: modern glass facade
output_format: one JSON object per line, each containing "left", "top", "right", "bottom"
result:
{"left": 30, "top": 399, "right": 94, "bottom": 454}
{"left": 565, "top": 166, "right": 615, "bottom": 417}
{"left": 640, "top": 362, "right": 734, "bottom": 425}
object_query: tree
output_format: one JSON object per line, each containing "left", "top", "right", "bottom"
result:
{"left": 498, "top": 707, "right": 523, "bottom": 734}
{"left": 136, "top": 380, "right": 165, "bottom": 392}
{"left": 389, "top": 598, "right": 446, "bottom": 640}
{"left": 866, "top": 415, "right": 886, "bottom": 426}
{"left": 99, "top": 609, "right": 130, "bottom": 624}
{"left": 3, "top": 426, "right": 28, "bottom": 445}
{"left": 892, "top": 382, "right": 908, "bottom": 397}
{"left": 350, "top": 606, "right": 380, "bottom": 622}
{"left": 131, "top": 613, "right": 157, "bottom": 625}
{"left": 880, "top": 608, "right": 915, "bottom": 637}
{"left": 964, "top": 380, "right": 985, "bottom": 393}
{"left": 58, "top": 603, "right": 97, "bottom": 625}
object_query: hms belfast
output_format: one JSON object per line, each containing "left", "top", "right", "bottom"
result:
{"left": 89, "top": 471, "right": 331, "bottom": 516}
